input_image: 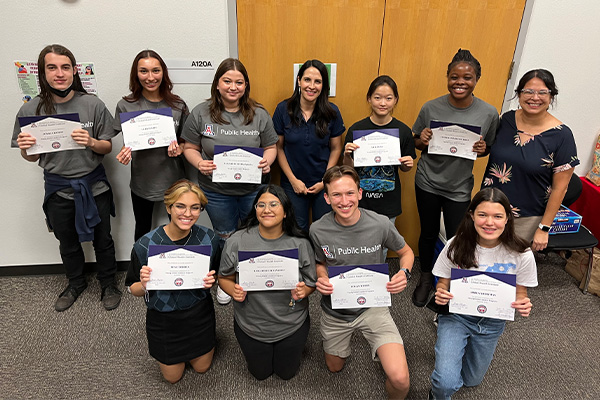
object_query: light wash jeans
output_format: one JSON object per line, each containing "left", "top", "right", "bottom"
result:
{"left": 203, "top": 187, "right": 259, "bottom": 243}
{"left": 430, "top": 313, "right": 506, "bottom": 399}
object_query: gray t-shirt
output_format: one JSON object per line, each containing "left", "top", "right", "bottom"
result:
{"left": 181, "top": 101, "right": 278, "bottom": 195}
{"left": 412, "top": 95, "right": 499, "bottom": 202}
{"left": 309, "top": 208, "right": 406, "bottom": 322}
{"left": 12, "top": 92, "right": 116, "bottom": 198}
{"left": 219, "top": 226, "right": 316, "bottom": 343}
{"left": 114, "top": 97, "right": 188, "bottom": 201}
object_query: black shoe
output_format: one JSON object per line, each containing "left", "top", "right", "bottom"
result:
{"left": 101, "top": 284, "right": 122, "bottom": 311}
{"left": 412, "top": 272, "right": 434, "bottom": 307}
{"left": 55, "top": 284, "right": 86, "bottom": 312}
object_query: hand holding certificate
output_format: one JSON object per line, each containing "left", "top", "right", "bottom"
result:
{"left": 18, "top": 113, "right": 84, "bottom": 155}
{"left": 120, "top": 108, "right": 176, "bottom": 151}
{"left": 238, "top": 249, "right": 299, "bottom": 291}
{"left": 353, "top": 129, "right": 402, "bottom": 167}
{"left": 146, "top": 245, "right": 212, "bottom": 290}
{"left": 449, "top": 269, "right": 517, "bottom": 321}
{"left": 329, "top": 264, "right": 391, "bottom": 309}
{"left": 428, "top": 121, "right": 481, "bottom": 160}
{"left": 212, "top": 145, "right": 264, "bottom": 184}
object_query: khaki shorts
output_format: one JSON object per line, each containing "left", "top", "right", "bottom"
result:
{"left": 514, "top": 215, "right": 543, "bottom": 242}
{"left": 320, "top": 307, "right": 403, "bottom": 361}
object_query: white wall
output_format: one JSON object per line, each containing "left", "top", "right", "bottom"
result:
{"left": 505, "top": 0, "right": 600, "bottom": 176}
{"left": 0, "top": 0, "right": 231, "bottom": 266}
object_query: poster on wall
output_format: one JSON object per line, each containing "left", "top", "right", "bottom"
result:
{"left": 13, "top": 61, "right": 98, "bottom": 102}
{"left": 293, "top": 63, "right": 337, "bottom": 97}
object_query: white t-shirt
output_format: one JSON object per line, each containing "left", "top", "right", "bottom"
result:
{"left": 432, "top": 237, "right": 538, "bottom": 288}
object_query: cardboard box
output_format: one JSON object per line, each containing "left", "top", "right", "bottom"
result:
{"left": 550, "top": 205, "right": 582, "bottom": 235}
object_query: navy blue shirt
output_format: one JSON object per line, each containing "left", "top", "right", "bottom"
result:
{"left": 273, "top": 100, "right": 345, "bottom": 186}
{"left": 483, "top": 110, "right": 579, "bottom": 217}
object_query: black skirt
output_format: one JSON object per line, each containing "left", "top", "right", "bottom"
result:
{"left": 146, "top": 296, "right": 216, "bottom": 365}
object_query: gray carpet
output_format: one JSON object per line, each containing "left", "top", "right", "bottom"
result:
{"left": 1, "top": 253, "right": 599, "bottom": 399}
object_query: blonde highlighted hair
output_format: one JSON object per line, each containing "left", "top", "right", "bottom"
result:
{"left": 164, "top": 179, "right": 208, "bottom": 208}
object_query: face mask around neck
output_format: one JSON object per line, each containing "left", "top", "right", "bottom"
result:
{"left": 48, "top": 84, "right": 73, "bottom": 98}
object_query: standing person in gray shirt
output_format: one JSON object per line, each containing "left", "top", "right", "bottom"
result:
{"left": 310, "top": 166, "right": 415, "bottom": 399}
{"left": 114, "top": 50, "right": 189, "bottom": 241}
{"left": 12, "top": 44, "right": 121, "bottom": 312}
{"left": 411, "top": 49, "right": 499, "bottom": 308}
{"left": 219, "top": 185, "right": 316, "bottom": 380}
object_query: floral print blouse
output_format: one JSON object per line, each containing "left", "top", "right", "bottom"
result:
{"left": 483, "top": 110, "right": 579, "bottom": 217}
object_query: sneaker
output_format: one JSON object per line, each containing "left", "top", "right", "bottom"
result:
{"left": 101, "top": 284, "right": 122, "bottom": 311}
{"left": 55, "top": 283, "right": 86, "bottom": 312}
{"left": 216, "top": 286, "right": 231, "bottom": 305}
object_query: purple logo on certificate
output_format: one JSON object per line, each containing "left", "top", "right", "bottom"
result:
{"left": 265, "top": 280, "right": 274, "bottom": 288}
{"left": 174, "top": 278, "right": 184, "bottom": 287}
{"left": 477, "top": 305, "right": 487, "bottom": 314}
{"left": 131, "top": 118, "right": 136, "bottom": 123}
{"left": 52, "top": 142, "right": 61, "bottom": 149}
{"left": 148, "top": 138, "right": 156, "bottom": 145}
{"left": 450, "top": 146, "right": 458, "bottom": 154}
{"left": 374, "top": 156, "right": 381, "bottom": 163}
{"left": 357, "top": 296, "right": 367, "bottom": 305}
{"left": 249, "top": 258, "right": 255, "bottom": 263}
{"left": 234, "top": 173, "right": 242, "bottom": 180}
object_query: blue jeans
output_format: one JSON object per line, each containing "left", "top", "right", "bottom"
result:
{"left": 281, "top": 181, "right": 331, "bottom": 232}
{"left": 203, "top": 188, "right": 258, "bottom": 241}
{"left": 430, "top": 314, "right": 506, "bottom": 400}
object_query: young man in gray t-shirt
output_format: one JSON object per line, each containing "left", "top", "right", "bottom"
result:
{"left": 309, "top": 165, "right": 415, "bottom": 399}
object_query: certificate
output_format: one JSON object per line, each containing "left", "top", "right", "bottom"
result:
{"left": 119, "top": 107, "right": 176, "bottom": 151}
{"left": 353, "top": 129, "right": 402, "bottom": 167}
{"left": 18, "top": 113, "right": 84, "bottom": 155}
{"left": 449, "top": 269, "right": 516, "bottom": 321}
{"left": 146, "top": 245, "right": 211, "bottom": 290}
{"left": 329, "top": 264, "right": 391, "bottom": 309}
{"left": 212, "top": 145, "right": 264, "bottom": 184}
{"left": 428, "top": 121, "right": 481, "bottom": 160}
{"left": 238, "top": 249, "right": 299, "bottom": 291}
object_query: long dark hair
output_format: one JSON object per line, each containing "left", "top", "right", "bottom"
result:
{"left": 209, "top": 58, "right": 262, "bottom": 125}
{"left": 448, "top": 187, "right": 529, "bottom": 269}
{"left": 241, "top": 185, "right": 307, "bottom": 239}
{"left": 123, "top": 50, "right": 184, "bottom": 111}
{"left": 36, "top": 44, "right": 87, "bottom": 115}
{"left": 286, "top": 59, "right": 337, "bottom": 139}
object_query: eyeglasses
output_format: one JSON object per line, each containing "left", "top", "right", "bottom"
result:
{"left": 520, "top": 89, "right": 551, "bottom": 97}
{"left": 171, "top": 203, "right": 203, "bottom": 215}
{"left": 255, "top": 201, "right": 281, "bottom": 210}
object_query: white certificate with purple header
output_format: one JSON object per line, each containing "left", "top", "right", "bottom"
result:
{"left": 449, "top": 269, "right": 516, "bottom": 321}
{"left": 120, "top": 107, "right": 176, "bottom": 151}
{"left": 428, "top": 121, "right": 481, "bottom": 160}
{"left": 353, "top": 129, "right": 402, "bottom": 167}
{"left": 18, "top": 113, "right": 84, "bottom": 155}
{"left": 146, "top": 245, "right": 211, "bottom": 290}
{"left": 212, "top": 145, "right": 264, "bottom": 184}
{"left": 329, "top": 264, "right": 391, "bottom": 309}
{"left": 238, "top": 249, "right": 299, "bottom": 291}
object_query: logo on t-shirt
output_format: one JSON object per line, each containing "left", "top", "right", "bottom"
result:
{"left": 321, "top": 245, "right": 334, "bottom": 259}
{"left": 203, "top": 124, "right": 214, "bottom": 136}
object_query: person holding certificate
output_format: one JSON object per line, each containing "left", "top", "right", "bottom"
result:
{"left": 343, "top": 75, "right": 416, "bottom": 223}
{"left": 411, "top": 49, "right": 499, "bottom": 307}
{"left": 218, "top": 185, "right": 316, "bottom": 380}
{"left": 114, "top": 50, "right": 189, "bottom": 241}
{"left": 182, "top": 58, "right": 278, "bottom": 305}
{"left": 273, "top": 59, "right": 345, "bottom": 232}
{"left": 482, "top": 70, "right": 579, "bottom": 250}
{"left": 12, "top": 44, "right": 121, "bottom": 312}
{"left": 310, "top": 166, "right": 415, "bottom": 399}
{"left": 126, "top": 179, "right": 220, "bottom": 384}
{"left": 429, "top": 188, "right": 537, "bottom": 399}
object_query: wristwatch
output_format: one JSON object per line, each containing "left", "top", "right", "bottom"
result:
{"left": 400, "top": 268, "right": 411, "bottom": 281}
{"left": 538, "top": 223, "right": 551, "bottom": 232}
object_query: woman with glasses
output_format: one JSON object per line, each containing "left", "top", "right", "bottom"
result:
{"left": 482, "top": 69, "right": 579, "bottom": 250}
{"left": 126, "top": 179, "right": 220, "bottom": 384}
{"left": 218, "top": 185, "right": 316, "bottom": 380}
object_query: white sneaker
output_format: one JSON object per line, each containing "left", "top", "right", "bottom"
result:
{"left": 216, "top": 286, "right": 232, "bottom": 305}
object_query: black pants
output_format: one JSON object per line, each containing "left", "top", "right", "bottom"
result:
{"left": 415, "top": 184, "right": 470, "bottom": 273}
{"left": 46, "top": 190, "right": 117, "bottom": 288}
{"left": 234, "top": 315, "right": 310, "bottom": 380}
{"left": 131, "top": 191, "right": 156, "bottom": 242}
